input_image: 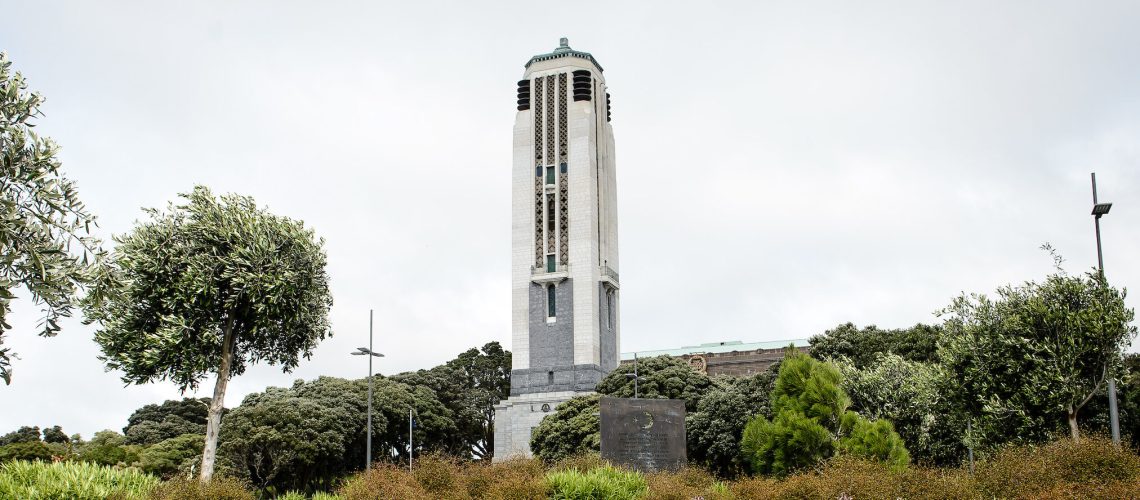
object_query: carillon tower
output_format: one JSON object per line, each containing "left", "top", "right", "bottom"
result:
{"left": 494, "top": 38, "right": 620, "bottom": 459}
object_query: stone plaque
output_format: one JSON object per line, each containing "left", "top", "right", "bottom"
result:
{"left": 600, "top": 397, "right": 686, "bottom": 472}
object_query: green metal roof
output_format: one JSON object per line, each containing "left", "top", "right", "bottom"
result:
{"left": 621, "top": 339, "right": 809, "bottom": 361}
{"left": 526, "top": 38, "right": 603, "bottom": 72}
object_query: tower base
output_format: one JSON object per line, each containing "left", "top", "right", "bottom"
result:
{"left": 493, "top": 391, "right": 586, "bottom": 461}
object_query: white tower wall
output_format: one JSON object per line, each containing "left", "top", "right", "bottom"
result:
{"left": 495, "top": 39, "right": 619, "bottom": 460}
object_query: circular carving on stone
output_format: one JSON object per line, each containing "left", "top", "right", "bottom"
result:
{"left": 541, "top": 403, "right": 551, "bottom": 413}
{"left": 689, "top": 355, "right": 707, "bottom": 374}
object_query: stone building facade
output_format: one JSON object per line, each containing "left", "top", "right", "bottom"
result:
{"left": 621, "top": 340, "right": 810, "bottom": 377}
{"left": 494, "top": 39, "right": 619, "bottom": 461}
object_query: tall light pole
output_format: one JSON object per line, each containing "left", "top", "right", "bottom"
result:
{"left": 625, "top": 353, "right": 641, "bottom": 398}
{"left": 351, "top": 310, "right": 384, "bottom": 467}
{"left": 1090, "top": 173, "right": 1120, "bottom": 447}
{"left": 409, "top": 408, "right": 415, "bottom": 472}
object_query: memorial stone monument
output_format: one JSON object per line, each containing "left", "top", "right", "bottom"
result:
{"left": 493, "top": 38, "right": 621, "bottom": 460}
{"left": 600, "top": 397, "right": 687, "bottom": 472}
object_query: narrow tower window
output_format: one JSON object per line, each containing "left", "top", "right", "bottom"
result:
{"left": 547, "top": 284, "right": 556, "bottom": 318}
{"left": 546, "top": 255, "right": 555, "bottom": 273}
{"left": 608, "top": 291, "right": 615, "bottom": 328}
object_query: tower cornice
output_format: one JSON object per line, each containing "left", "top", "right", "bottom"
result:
{"left": 525, "top": 37, "right": 603, "bottom": 72}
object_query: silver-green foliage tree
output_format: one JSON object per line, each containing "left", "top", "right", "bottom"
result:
{"left": 938, "top": 271, "right": 1137, "bottom": 443}
{"left": 740, "top": 350, "right": 909, "bottom": 476}
{"left": 836, "top": 353, "right": 966, "bottom": 465}
{"left": 0, "top": 52, "right": 101, "bottom": 384}
{"left": 83, "top": 186, "right": 332, "bottom": 481}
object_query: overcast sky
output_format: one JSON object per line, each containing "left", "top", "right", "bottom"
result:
{"left": 2, "top": 1, "right": 1138, "bottom": 439}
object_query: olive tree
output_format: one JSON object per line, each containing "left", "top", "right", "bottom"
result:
{"left": 0, "top": 52, "right": 101, "bottom": 384}
{"left": 83, "top": 186, "right": 332, "bottom": 481}
{"left": 939, "top": 271, "right": 1136, "bottom": 442}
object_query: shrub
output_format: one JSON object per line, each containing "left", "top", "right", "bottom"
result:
{"left": 644, "top": 466, "right": 733, "bottom": 500}
{"left": 311, "top": 493, "right": 343, "bottom": 500}
{"left": 546, "top": 464, "right": 646, "bottom": 500}
{"left": 462, "top": 458, "right": 548, "bottom": 500}
{"left": 975, "top": 436, "right": 1140, "bottom": 498}
{"left": 275, "top": 492, "right": 306, "bottom": 500}
{"left": 0, "top": 460, "right": 159, "bottom": 500}
{"left": 731, "top": 456, "right": 976, "bottom": 499}
{"left": 411, "top": 452, "right": 467, "bottom": 499}
{"left": 550, "top": 452, "right": 608, "bottom": 474}
{"left": 148, "top": 476, "right": 254, "bottom": 500}
{"left": 838, "top": 417, "right": 911, "bottom": 470}
{"left": 337, "top": 464, "right": 430, "bottom": 500}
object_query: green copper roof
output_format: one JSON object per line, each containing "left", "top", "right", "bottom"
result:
{"left": 526, "top": 37, "right": 603, "bottom": 72}
{"left": 620, "top": 339, "right": 809, "bottom": 360}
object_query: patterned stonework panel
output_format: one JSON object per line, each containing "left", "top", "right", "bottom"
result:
{"left": 533, "top": 78, "right": 543, "bottom": 161}
{"left": 532, "top": 76, "right": 544, "bottom": 268}
{"left": 557, "top": 73, "right": 569, "bottom": 266}
{"left": 546, "top": 193, "right": 556, "bottom": 253}
{"left": 558, "top": 74, "right": 567, "bottom": 160}
{"left": 559, "top": 173, "right": 568, "bottom": 265}
{"left": 545, "top": 75, "right": 555, "bottom": 162}
{"left": 534, "top": 178, "right": 543, "bottom": 267}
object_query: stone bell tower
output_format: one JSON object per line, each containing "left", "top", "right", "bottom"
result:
{"left": 494, "top": 38, "right": 620, "bottom": 460}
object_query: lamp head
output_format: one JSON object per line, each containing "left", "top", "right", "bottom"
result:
{"left": 1092, "top": 202, "right": 1112, "bottom": 216}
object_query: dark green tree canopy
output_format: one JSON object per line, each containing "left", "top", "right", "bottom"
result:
{"left": 0, "top": 441, "right": 51, "bottom": 462}
{"left": 218, "top": 375, "right": 455, "bottom": 492}
{"left": 595, "top": 355, "right": 713, "bottom": 410}
{"left": 529, "top": 394, "right": 601, "bottom": 462}
{"left": 686, "top": 370, "right": 778, "bottom": 477}
{"left": 0, "top": 426, "right": 41, "bottom": 446}
{"left": 41, "top": 425, "right": 68, "bottom": 444}
{"left": 809, "top": 322, "right": 942, "bottom": 368}
{"left": 0, "top": 52, "right": 101, "bottom": 384}
{"left": 122, "top": 398, "right": 211, "bottom": 446}
{"left": 391, "top": 341, "right": 510, "bottom": 459}
{"left": 84, "top": 186, "right": 333, "bottom": 391}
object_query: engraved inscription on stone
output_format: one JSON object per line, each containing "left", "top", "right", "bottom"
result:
{"left": 600, "top": 397, "right": 686, "bottom": 472}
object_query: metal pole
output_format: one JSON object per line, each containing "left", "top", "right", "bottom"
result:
{"left": 967, "top": 420, "right": 974, "bottom": 474}
{"left": 634, "top": 353, "right": 639, "bottom": 399}
{"left": 367, "top": 309, "right": 374, "bottom": 468}
{"left": 409, "top": 409, "right": 414, "bottom": 472}
{"left": 1091, "top": 173, "right": 1121, "bottom": 446}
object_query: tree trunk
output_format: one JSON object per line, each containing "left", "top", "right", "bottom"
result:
{"left": 1067, "top": 406, "right": 1080, "bottom": 441}
{"left": 200, "top": 316, "right": 236, "bottom": 482}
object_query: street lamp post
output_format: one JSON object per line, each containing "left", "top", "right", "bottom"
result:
{"left": 351, "top": 310, "right": 384, "bottom": 468}
{"left": 1090, "top": 173, "right": 1120, "bottom": 447}
{"left": 625, "top": 353, "right": 641, "bottom": 398}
